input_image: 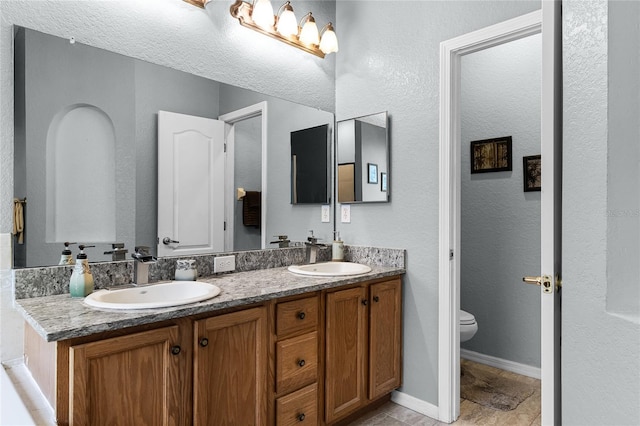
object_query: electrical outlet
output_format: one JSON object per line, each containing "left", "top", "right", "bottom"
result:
{"left": 214, "top": 255, "right": 235, "bottom": 273}
{"left": 321, "top": 205, "right": 330, "bottom": 223}
{"left": 341, "top": 205, "right": 351, "bottom": 223}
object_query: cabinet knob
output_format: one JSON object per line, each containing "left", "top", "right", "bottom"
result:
{"left": 297, "top": 413, "right": 306, "bottom": 422}
{"left": 373, "top": 296, "right": 380, "bottom": 303}
{"left": 170, "top": 345, "right": 181, "bottom": 355}
{"left": 199, "top": 338, "right": 209, "bottom": 347}
{"left": 297, "top": 311, "right": 306, "bottom": 320}
{"left": 298, "top": 359, "right": 306, "bottom": 367}
{"left": 362, "top": 299, "right": 368, "bottom": 306}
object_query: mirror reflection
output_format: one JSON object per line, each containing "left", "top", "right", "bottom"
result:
{"left": 13, "top": 26, "right": 334, "bottom": 268}
{"left": 290, "top": 124, "right": 330, "bottom": 204}
{"left": 336, "top": 112, "right": 389, "bottom": 203}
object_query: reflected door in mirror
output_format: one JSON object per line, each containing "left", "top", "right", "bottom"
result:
{"left": 291, "top": 124, "right": 329, "bottom": 204}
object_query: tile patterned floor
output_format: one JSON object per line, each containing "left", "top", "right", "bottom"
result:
{"left": 349, "top": 359, "right": 541, "bottom": 426}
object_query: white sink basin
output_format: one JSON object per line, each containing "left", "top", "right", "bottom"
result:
{"left": 288, "top": 262, "right": 372, "bottom": 277}
{"left": 84, "top": 281, "right": 221, "bottom": 310}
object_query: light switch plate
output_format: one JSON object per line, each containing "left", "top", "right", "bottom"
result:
{"left": 214, "top": 255, "right": 235, "bottom": 273}
{"left": 341, "top": 205, "right": 351, "bottom": 223}
{"left": 321, "top": 205, "right": 330, "bottom": 223}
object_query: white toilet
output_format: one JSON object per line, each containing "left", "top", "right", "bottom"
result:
{"left": 460, "top": 309, "right": 478, "bottom": 342}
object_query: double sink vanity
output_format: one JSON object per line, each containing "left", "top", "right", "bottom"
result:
{"left": 14, "top": 246, "right": 405, "bottom": 425}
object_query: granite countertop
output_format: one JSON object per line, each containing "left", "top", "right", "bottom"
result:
{"left": 15, "top": 265, "right": 405, "bottom": 342}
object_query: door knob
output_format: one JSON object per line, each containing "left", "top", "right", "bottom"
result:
{"left": 163, "top": 237, "right": 179, "bottom": 245}
{"left": 523, "top": 275, "right": 553, "bottom": 294}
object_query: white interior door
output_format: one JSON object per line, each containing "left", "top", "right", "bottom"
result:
{"left": 539, "top": 1, "right": 562, "bottom": 424}
{"left": 439, "top": 8, "right": 562, "bottom": 424}
{"left": 157, "top": 111, "right": 226, "bottom": 257}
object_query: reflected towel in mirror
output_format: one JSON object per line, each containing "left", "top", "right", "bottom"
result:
{"left": 243, "top": 191, "right": 261, "bottom": 228}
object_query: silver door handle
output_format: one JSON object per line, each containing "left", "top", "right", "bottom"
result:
{"left": 162, "top": 237, "right": 179, "bottom": 245}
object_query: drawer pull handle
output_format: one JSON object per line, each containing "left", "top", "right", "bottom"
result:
{"left": 170, "top": 345, "right": 181, "bottom": 355}
{"left": 373, "top": 296, "right": 380, "bottom": 302}
{"left": 297, "top": 413, "right": 306, "bottom": 422}
{"left": 297, "top": 311, "right": 306, "bottom": 320}
{"left": 298, "top": 359, "right": 306, "bottom": 367}
{"left": 362, "top": 299, "right": 368, "bottom": 306}
{"left": 199, "top": 338, "right": 209, "bottom": 348}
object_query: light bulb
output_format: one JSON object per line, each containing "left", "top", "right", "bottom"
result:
{"left": 252, "top": 0, "right": 274, "bottom": 29}
{"left": 276, "top": 3, "right": 298, "bottom": 38}
{"left": 299, "top": 13, "right": 319, "bottom": 46}
{"left": 319, "top": 23, "right": 338, "bottom": 54}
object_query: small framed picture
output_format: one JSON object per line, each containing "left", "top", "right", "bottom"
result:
{"left": 368, "top": 163, "right": 378, "bottom": 184}
{"left": 470, "top": 136, "right": 513, "bottom": 174}
{"left": 381, "top": 172, "right": 388, "bottom": 192}
{"left": 523, "top": 155, "right": 541, "bottom": 192}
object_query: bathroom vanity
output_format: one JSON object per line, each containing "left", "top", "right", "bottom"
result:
{"left": 16, "top": 264, "right": 404, "bottom": 426}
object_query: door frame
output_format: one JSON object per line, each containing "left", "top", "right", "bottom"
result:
{"left": 218, "top": 102, "right": 268, "bottom": 252}
{"left": 437, "top": 10, "right": 542, "bottom": 423}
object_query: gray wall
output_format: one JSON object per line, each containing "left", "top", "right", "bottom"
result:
{"left": 607, "top": 0, "right": 640, "bottom": 317}
{"left": 460, "top": 34, "right": 541, "bottom": 367}
{"left": 335, "top": 0, "right": 541, "bottom": 405}
{"left": 563, "top": 0, "right": 640, "bottom": 424}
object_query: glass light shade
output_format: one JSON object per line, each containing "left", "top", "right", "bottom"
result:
{"left": 252, "top": 0, "right": 275, "bottom": 29}
{"left": 276, "top": 6, "right": 298, "bottom": 37}
{"left": 319, "top": 24, "right": 339, "bottom": 54}
{"left": 299, "top": 14, "right": 319, "bottom": 46}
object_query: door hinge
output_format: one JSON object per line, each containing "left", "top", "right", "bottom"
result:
{"left": 449, "top": 250, "right": 454, "bottom": 260}
{"left": 224, "top": 221, "right": 227, "bottom": 231}
{"left": 224, "top": 143, "right": 227, "bottom": 153}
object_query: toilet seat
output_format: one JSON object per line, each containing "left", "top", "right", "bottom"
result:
{"left": 460, "top": 310, "right": 476, "bottom": 325}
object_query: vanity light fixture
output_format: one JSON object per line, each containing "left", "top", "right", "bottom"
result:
{"left": 229, "top": 0, "right": 338, "bottom": 58}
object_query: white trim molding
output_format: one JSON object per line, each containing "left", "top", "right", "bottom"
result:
{"left": 461, "top": 349, "right": 541, "bottom": 380}
{"left": 391, "top": 391, "right": 440, "bottom": 421}
{"left": 438, "top": 10, "right": 542, "bottom": 424}
{"left": 218, "top": 101, "right": 268, "bottom": 251}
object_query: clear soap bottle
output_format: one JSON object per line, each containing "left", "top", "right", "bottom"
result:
{"left": 58, "top": 242, "right": 76, "bottom": 266}
{"left": 332, "top": 231, "right": 344, "bottom": 262}
{"left": 70, "top": 244, "right": 95, "bottom": 298}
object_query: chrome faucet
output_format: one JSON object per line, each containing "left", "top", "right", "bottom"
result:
{"left": 305, "top": 230, "right": 327, "bottom": 264}
{"left": 104, "top": 243, "right": 128, "bottom": 261}
{"left": 132, "top": 246, "right": 157, "bottom": 285}
{"left": 270, "top": 235, "right": 291, "bottom": 248}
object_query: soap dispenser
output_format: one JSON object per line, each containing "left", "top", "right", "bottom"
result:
{"left": 58, "top": 242, "right": 76, "bottom": 266}
{"left": 70, "top": 244, "right": 95, "bottom": 298}
{"left": 332, "top": 231, "right": 344, "bottom": 262}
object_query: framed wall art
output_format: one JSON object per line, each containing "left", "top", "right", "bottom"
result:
{"left": 367, "top": 163, "right": 378, "bottom": 184}
{"left": 381, "top": 172, "right": 388, "bottom": 192}
{"left": 523, "top": 155, "right": 541, "bottom": 192}
{"left": 470, "top": 136, "right": 513, "bottom": 174}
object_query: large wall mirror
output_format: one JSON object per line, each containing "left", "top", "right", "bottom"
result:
{"left": 13, "top": 27, "right": 334, "bottom": 268}
{"left": 336, "top": 112, "right": 389, "bottom": 203}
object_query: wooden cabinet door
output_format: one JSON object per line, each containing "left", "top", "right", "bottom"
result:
{"left": 369, "top": 278, "right": 402, "bottom": 400}
{"left": 324, "top": 286, "right": 367, "bottom": 423}
{"left": 69, "top": 326, "right": 182, "bottom": 426}
{"left": 193, "top": 306, "right": 267, "bottom": 426}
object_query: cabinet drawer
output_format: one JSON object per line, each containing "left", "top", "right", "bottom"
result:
{"left": 276, "top": 383, "right": 318, "bottom": 426}
{"left": 276, "top": 331, "right": 318, "bottom": 395}
{"left": 276, "top": 296, "right": 318, "bottom": 337}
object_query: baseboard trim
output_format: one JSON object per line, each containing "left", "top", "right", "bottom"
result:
{"left": 391, "top": 390, "right": 440, "bottom": 421}
{"left": 460, "top": 348, "right": 541, "bottom": 379}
